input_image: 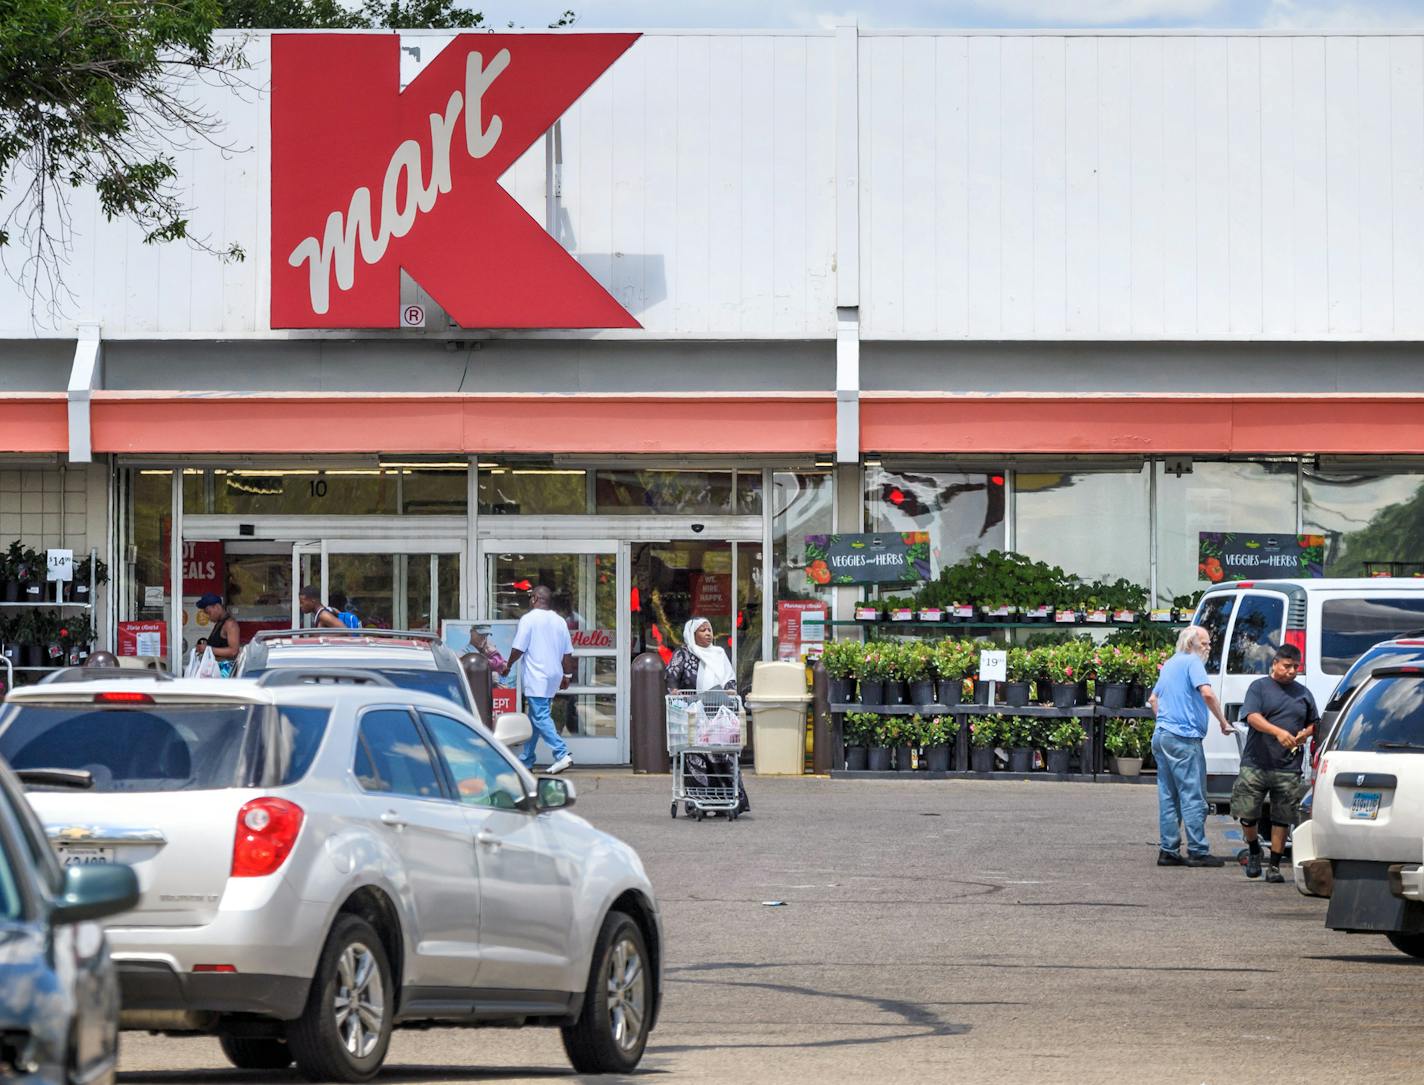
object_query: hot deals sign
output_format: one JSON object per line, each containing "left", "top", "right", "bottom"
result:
{"left": 270, "top": 33, "right": 641, "bottom": 329}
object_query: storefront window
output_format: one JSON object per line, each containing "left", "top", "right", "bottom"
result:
{"left": 1303, "top": 470, "right": 1424, "bottom": 575}
{"left": 478, "top": 464, "right": 587, "bottom": 515}
{"left": 596, "top": 470, "right": 735, "bottom": 515}
{"left": 179, "top": 466, "right": 467, "bottom": 517}
{"left": 1154, "top": 461, "right": 1298, "bottom": 605}
{"left": 124, "top": 470, "right": 171, "bottom": 628}
{"left": 773, "top": 472, "right": 834, "bottom": 605}
{"left": 736, "top": 471, "right": 764, "bottom": 515}
{"left": 1015, "top": 468, "right": 1150, "bottom": 587}
{"left": 863, "top": 468, "right": 1006, "bottom": 587}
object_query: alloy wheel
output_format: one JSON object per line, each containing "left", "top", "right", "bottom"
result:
{"left": 605, "top": 935, "right": 647, "bottom": 1053}
{"left": 332, "top": 941, "right": 385, "bottom": 1059}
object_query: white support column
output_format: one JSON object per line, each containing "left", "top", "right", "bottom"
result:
{"left": 67, "top": 324, "right": 102, "bottom": 463}
{"left": 836, "top": 309, "right": 860, "bottom": 464}
{"left": 834, "top": 25, "right": 862, "bottom": 468}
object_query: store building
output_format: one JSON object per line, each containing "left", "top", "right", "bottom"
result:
{"left": 4, "top": 28, "right": 1424, "bottom": 762}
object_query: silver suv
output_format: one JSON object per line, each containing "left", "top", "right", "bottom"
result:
{"left": 237, "top": 629, "right": 479, "bottom": 714}
{"left": 0, "top": 671, "right": 661, "bottom": 1081}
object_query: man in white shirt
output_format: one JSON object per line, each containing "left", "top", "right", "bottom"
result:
{"left": 505, "top": 585, "right": 576, "bottom": 773}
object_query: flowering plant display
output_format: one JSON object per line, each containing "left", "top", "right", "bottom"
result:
{"left": 969, "top": 714, "right": 1006, "bottom": 749}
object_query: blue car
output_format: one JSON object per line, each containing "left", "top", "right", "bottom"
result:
{"left": 0, "top": 758, "right": 138, "bottom": 1084}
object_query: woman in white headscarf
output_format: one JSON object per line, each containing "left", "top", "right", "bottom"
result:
{"left": 666, "top": 616, "right": 749, "bottom": 815}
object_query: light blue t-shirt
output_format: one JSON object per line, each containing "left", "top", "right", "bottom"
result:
{"left": 1152, "top": 652, "right": 1212, "bottom": 739}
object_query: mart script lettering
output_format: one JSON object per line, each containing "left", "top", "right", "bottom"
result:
{"left": 270, "top": 33, "right": 641, "bottom": 329}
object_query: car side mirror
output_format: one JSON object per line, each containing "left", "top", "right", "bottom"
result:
{"left": 53, "top": 863, "right": 139, "bottom": 925}
{"left": 493, "top": 712, "right": 533, "bottom": 747}
{"left": 536, "top": 776, "right": 576, "bottom": 811}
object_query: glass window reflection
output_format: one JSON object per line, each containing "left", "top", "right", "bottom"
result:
{"left": 863, "top": 468, "right": 1006, "bottom": 586}
{"left": 1303, "top": 470, "right": 1424, "bottom": 576}
{"left": 1015, "top": 468, "right": 1150, "bottom": 586}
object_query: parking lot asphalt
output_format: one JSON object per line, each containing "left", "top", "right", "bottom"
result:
{"left": 119, "top": 772, "right": 1422, "bottom": 1084}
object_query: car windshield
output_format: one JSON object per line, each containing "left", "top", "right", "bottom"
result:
{"left": 1327, "top": 645, "right": 1424, "bottom": 711}
{"left": 0, "top": 703, "right": 330, "bottom": 792}
{"left": 1327, "top": 675, "right": 1424, "bottom": 753}
{"left": 247, "top": 666, "right": 470, "bottom": 710}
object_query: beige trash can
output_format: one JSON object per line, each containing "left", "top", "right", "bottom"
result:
{"left": 746, "top": 661, "right": 812, "bottom": 776}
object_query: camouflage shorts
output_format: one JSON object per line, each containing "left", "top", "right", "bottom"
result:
{"left": 1230, "top": 766, "right": 1305, "bottom": 825}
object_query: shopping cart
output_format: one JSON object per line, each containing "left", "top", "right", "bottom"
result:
{"left": 666, "top": 690, "right": 745, "bottom": 821}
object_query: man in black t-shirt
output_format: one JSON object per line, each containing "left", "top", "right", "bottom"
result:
{"left": 1229, "top": 643, "right": 1319, "bottom": 882}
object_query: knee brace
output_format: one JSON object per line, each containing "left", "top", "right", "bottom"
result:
{"left": 1239, "top": 817, "right": 1258, "bottom": 829}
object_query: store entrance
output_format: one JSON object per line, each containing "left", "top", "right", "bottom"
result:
{"left": 292, "top": 541, "right": 462, "bottom": 632}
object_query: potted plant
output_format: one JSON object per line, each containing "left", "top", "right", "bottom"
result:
{"left": 0, "top": 615, "right": 17, "bottom": 671}
{"left": 857, "top": 644, "right": 888, "bottom": 707}
{"left": 920, "top": 714, "right": 954, "bottom": 772}
{"left": 902, "top": 641, "right": 937, "bottom": 707}
{"left": 885, "top": 595, "right": 916, "bottom": 622}
{"left": 1002, "top": 646, "right": 1032, "bottom": 707}
{"left": 969, "top": 713, "right": 1004, "bottom": 772}
{"left": 1171, "top": 591, "right": 1202, "bottom": 623}
{"left": 13, "top": 610, "right": 43, "bottom": 669}
{"left": 1104, "top": 718, "right": 1144, "bottom": 776}
{"left": 880, "top": 642, "right": 908, "bottom": 706}
{"left": 70, "top": 555, "right": 108, "bottom": 605}
{"left": 878, "top": 715, "right": 914, "bottom": 772}
{"left": 822, "top": 640, "right": 859, "bottom": 705}
{"left": 1093, "top": 645, "right": 1138, "bottom": 709}
{"left": 933, "top": 639, "right": 972, "bottom": 705}
{"left": 1042, "top": 640, "right": 1088, "bottom": 707}
{"left": 866, "top": 713, "right": 892, "bottom": 771}
{"left": 1044, "top": 719, "right": 1086, "bottom": 774}
{"left": 1006, "top": 716, "right": 1036, "bottom": 773}
{"left": 843, "top": 711, "right": 877, "bottom": 771}
{"left": 855, "top": 600, "right": 882, "bottom": 622}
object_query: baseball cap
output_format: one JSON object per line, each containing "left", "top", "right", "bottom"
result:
{"left": 196, "top": 593, "right": 223, "bottom": 608}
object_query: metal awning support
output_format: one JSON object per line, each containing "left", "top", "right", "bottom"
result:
{"left": 67, "top": 324, "right": 102, "bottom": 463}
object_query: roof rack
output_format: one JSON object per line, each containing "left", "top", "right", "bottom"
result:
{"left": 38, "top": 667, "right": 176, "bottom": 685}
{"left": 251, "top": 628, "right": 441, "bottom": 644}
{"left": 256, "top": 669, "right": 396, "bottom": 688}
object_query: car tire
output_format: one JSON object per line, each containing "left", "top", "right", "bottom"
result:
{"left": 219, "top": 1035, "right": 294, "bottom": 1070}
{"left": 561, "top": 910, "right": 652, "bottom": 1074}
{"left": 1385, "top": 932, "right": 1424, "bottom": 959}
{"left": 286, "top": 914, "right": 394, "bottom": 1083}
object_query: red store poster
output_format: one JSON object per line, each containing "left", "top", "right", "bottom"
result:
{"left": 690, "top": 573, "right": 731, "bottom": 616}
{"left": 777, "top": 601, "right": 827, "bottom": 661}
{"left": 117, "top": 620, "right": 167, "bottom": 658}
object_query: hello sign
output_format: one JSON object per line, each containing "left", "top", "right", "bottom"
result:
{"left": 270, "top": 33, "right": 641, "bottom": 329}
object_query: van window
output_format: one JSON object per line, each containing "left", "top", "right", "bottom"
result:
{"left": 1195, "top": 595, "right": 1235, "bottom": 673}
{"left": 1327, "top": 675, "right": 1424, "bottom": 752}
{"left": 1226, "top": 595, "right": 1285, "bottom": 675}
{"left": 1320, "top": 598, "right": 1424, "bottom": 675}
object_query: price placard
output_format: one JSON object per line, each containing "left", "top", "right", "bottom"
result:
{"left": 979, "top": 650, "right": 1008, "bottom": 683}
{"left": 46, "top": 549, "right": 74, "bottom": 582}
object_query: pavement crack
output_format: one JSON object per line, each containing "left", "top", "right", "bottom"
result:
{"left": 1010, "top": 901, "right": 1148, "bottom": 908}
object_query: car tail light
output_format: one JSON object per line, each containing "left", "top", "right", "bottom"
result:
{"left": 192, "top": 964, "right": 238, "bottom": 973}
{"left": 231, "top": 798, "right": 304, "bottom": 878}
{"left": 1285, "top": 629, "right": 1307, "bottom": 672}
{"left": 94, "top": 691, "right": 155, "bottom": 704}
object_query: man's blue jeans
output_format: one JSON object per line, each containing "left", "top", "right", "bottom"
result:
{"left": 1152, "top": 727, "right": 1210, "bottom": 857}
{"left": 520, "top": 695, "right": 569, "bottom": 770}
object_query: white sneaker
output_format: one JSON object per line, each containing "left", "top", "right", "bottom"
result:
{"left": 547, "top": 754, "right": 573, "bottom": 775}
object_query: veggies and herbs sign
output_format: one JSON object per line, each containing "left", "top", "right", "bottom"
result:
{"left": 1198, "top": 532, "right": 1325, "bottom": 583}
{"left": 804, "top": 532, "right": 931, "bottom": 586}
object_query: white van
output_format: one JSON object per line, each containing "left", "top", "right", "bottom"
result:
{"left": 1191, "top": 579, "right": 1424, "bottom": 804}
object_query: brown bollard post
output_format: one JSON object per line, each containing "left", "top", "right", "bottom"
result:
{"left": 811, "top": 659, "right": 833, "bottom": 775}
{"left": 461, "top": 652, "right": 494, "bottom": 729}
{"left": 630, "top": 651, "right": 670, "bottom": 773}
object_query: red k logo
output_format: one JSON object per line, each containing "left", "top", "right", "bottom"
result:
{"left": 270, "top": 33, "right": 640, "bottom": 329}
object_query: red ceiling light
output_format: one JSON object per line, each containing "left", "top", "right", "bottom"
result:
{"left": 990, "top": 475, "right": 1005, "bottom": 486}
{"left": 888, "top": 488, "right": 906, "bottom": 506}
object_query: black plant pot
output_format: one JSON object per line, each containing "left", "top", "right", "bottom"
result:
{"left": 867, "top": 746, "right": 892, "bottom": 771}
{"left": 1046, "top": 749, "right": 1072, "bottom": 774}
{"left": 1051, "top": 682, "right": 1078, "bottom": 708}
{"left": 1129, "top": 683, "right": 1146, "bottom": 708}
{"left": 1, "top": 579, "right": 18, "bottom": 603}
{"left": 845, "top": 746, "right": 868, "bottom": 771}
{"left": 20, "top": 581, "right": 42, "bottom": 602}
{"left": 937, "top": 678, "right": 965, "bottom": 705}
{"left": 924, "top": 744, "right": 951, "bottom": 772}
{"left": 830, "top": 677, "right": 856, "bottom": 705}
{"left": 72, "top": 583, "right": 91, "bottom": 603}
{"left": 21, "top": 644, "right": 44, "bottom": 669}
{"left": 894, "top": 745, "right": 915, "bottom": 772}
{"left": 910, "top": 679, "right": 937, "bottom": 707}
{"left": 1002, "top": 681, "right": 1030, "bottom": 708}
{"left": 972, "top": 680, "right": 992, "bottom": 705}
{"left": 883, "top": 680, "right": 907, "bottom": 707}
{"left": 1009, "top": 747, "right": 1035, "bottom": 773}
{"left": 859, "top": 678, "right": 886, "bottom": 706}
{"left": 1101, "top": 682, "right": 1130, "bottom": 709}
{"left": 971, "top": 748, "right": 995, "bottom": 772}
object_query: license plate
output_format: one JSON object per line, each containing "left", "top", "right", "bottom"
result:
{"left": 55, "top": 844, "right": 114, "bottom": 866}
{"left": 1351, "top": 792, "right": 1382, "bottom": 821}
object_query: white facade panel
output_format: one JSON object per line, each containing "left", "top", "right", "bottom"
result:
{"left": 860, "top": 31, "right": 1424, "bottom": 340}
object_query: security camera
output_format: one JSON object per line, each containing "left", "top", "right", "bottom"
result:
{"left": 690, "top": 523, "right": 705, "bottom": 534}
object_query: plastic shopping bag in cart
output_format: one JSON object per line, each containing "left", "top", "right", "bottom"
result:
{"left": 694, "top": 703, "right": 742, "bottom": 746}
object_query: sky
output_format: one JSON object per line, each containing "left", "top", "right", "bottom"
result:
{"left": 474, "top": 0, "right": 1424, "bottom": 30}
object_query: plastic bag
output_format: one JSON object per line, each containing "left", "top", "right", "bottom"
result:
{"left": 694, "top": 704, "right": 742, "bottom": 746}
{"left": 185, "top": 645, "right": 220, "bottom": 679}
